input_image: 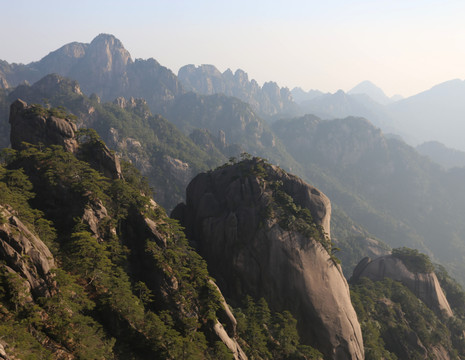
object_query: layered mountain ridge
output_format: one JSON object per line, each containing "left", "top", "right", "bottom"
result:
{"left": 2, "top": 33, "right": 465, "bottom": 359}
{"left": 0, "top": 34, "right": 183, "bottom": 115}
{"left": 178, "top": 64, "right": 299, "bottom": 119}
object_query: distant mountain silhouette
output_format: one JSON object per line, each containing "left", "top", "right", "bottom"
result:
{"left": 388, "top": 79, "right": 465, "bottom": 150}
{"left": 0, "top": 34, "right": 184, "bottom": 114}
{"left": 178, "top": 64, "right": 300, "bottom": 119}
{"left": 348, "top": 80, "right": 401, "bottom": 105}
{"left": 416, "top": 141, "right": 465, "bottom": 169}
{"left": 290, "top": 87, "right": 325, "bottom": 104}
{"left": 297, "top": 89, "right": 395, "bottom": 131}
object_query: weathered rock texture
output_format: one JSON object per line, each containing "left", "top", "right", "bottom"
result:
{"left": 9, "top": 99, "right": 122, "bottom": 179}
{"left": 9, "top": 99, "right": 79, "bottom": 153}
{"left": 351, "top": 255, "right": 453, "bottom": 317}
{"left": 0, "top": 205, "right": 55, "bottom": 299}
{"left": 173, "top": 158, "right": 364, "bottom": 360}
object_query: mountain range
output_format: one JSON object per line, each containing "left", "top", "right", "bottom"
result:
{"left": 2, "top": 33, "right": 465, "bottom": 359}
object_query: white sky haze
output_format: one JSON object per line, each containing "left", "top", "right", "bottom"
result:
{"left": 2, "top": 0, "right": 465, "bottom": 98}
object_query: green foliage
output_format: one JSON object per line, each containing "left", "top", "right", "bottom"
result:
{"left": 0, "top": 136, "right": 232, "bottom": 358}
{"left": 0, "top": 161, "right": 58, "bottom": 253}
{"left": 87, "top": 99, "right": 224, "bottom": 210}
{"left": 26, "top": 103, "right": 77, "bottom": 120}
{"left": 39, "top": 268, "right": 115, "bottom": 359}
{"left": 235, "top": 296, "right": 322, "bottom": 359}
{"left": 391, "top": 247, "right": 434, "bottom": 274}
{"left": 120, "top": 159, "right": 152, "bottom": 196}
{"left": 270, "top": 176, "right": 335, "bottom": 261}
{"left": 0, "top": 108, "right": 317, "bottom": 358}
{"left": 351, "top": 277, "right": 457, "bottom": 359}
{"left": 0, "top": 268, "right": 31, "bottom": 313}
{"left": 65, "top": 231, "right": 113, "bottom": 282}
{"left": 210, "top": 341, "right": 234, "bottom": 360}
{"left": 0, "top": 322, "right": 53, "bottom": 360}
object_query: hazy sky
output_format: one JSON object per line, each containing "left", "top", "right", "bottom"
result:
{"left": 2, "top": 0, "right": 465, "bottom": 97}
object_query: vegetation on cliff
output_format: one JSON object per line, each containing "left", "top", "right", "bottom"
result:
{"left": 234, "top": 296, "right": 322, "bottom": 359}
{"left": 0, "top": 137, "right": 230, "bottom": 358}
{"left": 391, "top": 247, "right": 435, "bottom": 274}
{"left": 351, "top": 277, "right": 454, "bottom": 359}
{"left": 351, "top": 248, "right": 465, "bottom": 359}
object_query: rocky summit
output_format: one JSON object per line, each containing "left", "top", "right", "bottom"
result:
{"left": 9, "top": 99, "right": 122, "bottom": 179}
{"left": 173, "top": 157, "right": 364, "bottom": 360}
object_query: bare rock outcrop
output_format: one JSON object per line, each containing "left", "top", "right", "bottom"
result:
{"left": 173, "top": 158, "right": 364, "bottom": 360}
{"left": 9, "top": 99, "right": 79, "bottom": 153}
{"left": 9, "top": 99, "right": 122, "bottom": 179}
{"left": 351, "top": 255, "right": 453, "bottom": 317}
{"left": 77, "top": 138, "right": 122, "bottom": 180}
{"left": 0, "top": 205, "right": 55, "bottom": 299}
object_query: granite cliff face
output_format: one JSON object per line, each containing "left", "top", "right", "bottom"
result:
{"left": 351, "top": 255, "right": 453, "bottom": 317}
{"left": 178, "top": 64, "right": 298, "bottom": 119}
{"left": 173, "top": 158, "right": 364, "bottom": 360}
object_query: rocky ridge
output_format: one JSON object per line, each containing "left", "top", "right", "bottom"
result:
{"left": 178, "top": 64, "right": 299, "bottom": 119}
{"left": 1, "top": 34, "right": 184, "bottom": 115}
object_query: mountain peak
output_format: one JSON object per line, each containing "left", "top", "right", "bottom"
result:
{"left": 349, "top": 80, "right": 392, "bottom": 105}
{"left": 92, "top": 33, "right": 119, "bottom": 42}
{"left": 87, "top": 33, "right": 132, "bottom": 65}
{"left": 90, "top": 33, "right": 127, "bottom": 51}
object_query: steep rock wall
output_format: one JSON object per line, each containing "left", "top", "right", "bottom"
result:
{"left": 174, "top": 159, "right": 364, "bottom": 360}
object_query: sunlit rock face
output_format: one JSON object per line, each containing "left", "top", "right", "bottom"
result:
{"left": 173, "top": 158, "right": 364, "bottom": 360}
